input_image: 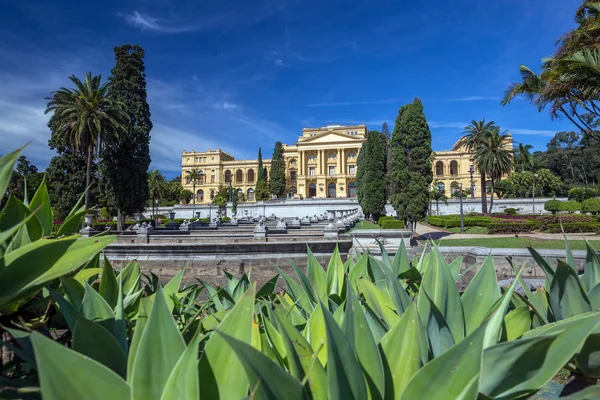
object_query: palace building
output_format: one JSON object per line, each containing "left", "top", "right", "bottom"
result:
{"left": 432, "top": 133, "right": 513, "bottom": 198}
{"left": 181, "top": 124, "right": 513, "bottom": 203}
{"left": 181, "top": 125, "right": 367, "bottom": 203}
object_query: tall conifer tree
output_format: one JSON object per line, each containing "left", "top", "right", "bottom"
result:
{"left": 101, "top": 44, "right": 152, "bottom": 230}
{"left": 269, "top": 142, "right": 286, "bottom": 197}
{"left": 255, "top": 147, "right": 270, "bottom": 200}
{"left": 391, "top": 99, "right": 433, "bottom": 230}
{"left": 357, "top": 130, "right": 388, "bottom": 220}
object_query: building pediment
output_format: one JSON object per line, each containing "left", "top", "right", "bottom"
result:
{"left": 298, "top": 131, "right": 364, "bottom": 145}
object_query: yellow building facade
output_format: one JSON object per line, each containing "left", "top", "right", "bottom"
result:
{"left": 432, "top": 134, "right": 513, "bottom": 198}
{"left": 181, "top": 125, "right": 367, "bottom": 203}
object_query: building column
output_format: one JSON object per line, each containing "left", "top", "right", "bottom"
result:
{"left": 299, "top": 151, "right": 304, "bottom": 177}
{"left": 318, "top": 150, "right": 323, "bottom": 175}
{"left": 337, "top": 148, "right": 342, "bottom": 175}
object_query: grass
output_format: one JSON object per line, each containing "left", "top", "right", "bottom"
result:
{"left": 428, "top": 237, "right": 600, "bottom": 250}
{"left": 447, "top": 226, "right": 489, "bottom": 234}
{"left": 353, "top": 220, "right": 381, "bottom": 230}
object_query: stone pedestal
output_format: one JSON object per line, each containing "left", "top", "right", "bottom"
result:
{"left": 230, "top": 217, "right": 238, "bottom": 226}
{"left": 275, "top": 218, "right": 287, "bottom": 233}
{"left": 79, "top": 226, "right": 100, "bottom": 238}
{"left": 288, "top": 217, "right": 301, "bottom": 229}
{"left": 209, "top": 218, "right": 219, "bottom": 228}
{"left": 323, "top": 223, "right": 339, "bottom": 239}
{"left": 179, "top": 220, "right": 190, "bottom": 231}
{"left": 334, "top": 218, "right": 346, "bottom": 231}
{"left": 300, "top": 216, "right": 311, "bottom": 225}
{"left": 253, "top": 222, "right": 267, "bottom": 240}
{"left": 310, "top": 215, "right": 319, "bottom": 223}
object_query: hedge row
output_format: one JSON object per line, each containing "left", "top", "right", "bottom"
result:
{"left": 545, "top": 223, "right": 600, "bottom": 234}
{"left": 487, "top": 221, "right": 541, "bottom": 234}
{"left": 381, "top": 219, "right": 405, "bottom": 229}
{"left": 427, "top": 216, "right": 496, "bottom": 229}
{"left": 545, "top": 198, "right": 600, "bottom": 215}
{"left": 378, "top": 216, "right": 397, "bottom": 226}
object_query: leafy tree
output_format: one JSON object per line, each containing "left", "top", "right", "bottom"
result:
{"left": 148, "top": 170, "right": 167, "bottom": 224}
{"left": 4, "top": 156, "right": 44, "bottom": 205}
{"left": 390, "top": 99, "right": 433, "bottom": 230}
{"left": 356, "top": 145, "right": 366, "bottom": 204}
{"left": 493, "top": 179, "right": 512, "bottom": 199}
{"left": 269, "top": 142, "right": 286, "bottom": 198}
{"left": 179, "top": 189, "right": 193, "bottom": 204}
{"left": 536, "top": 169, "right": 563, "bottom": 196}
{"left": 382, "top": 122, "right": 394, "bottom": 198}
{"left": 456, "top": 119, "right": 497, "bottom": 213}
{"left": 100, "top": 45, "right": 153, "bottom": 230}
{"left": 429, "top": 183, "right": 448, "bottom": 216}
{"left": 45, "top": 72, "right": 127, "bottom": 209}
{"left": 357, "top": 130, "right": 388, "bottom": 220}
{"left": 186, "top": 168, "right": 202, "bottom": 206}
{"left": 255, "top": 148, "right": 270, "bottom": 200}
{"left": 474, "top": 127, "right": 514, "bottom": 213}
{"left": 514, "top": 143, "right": 533, "bottom": 172}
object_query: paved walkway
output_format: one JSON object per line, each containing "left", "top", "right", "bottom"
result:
{"left": 415, "top": 223, "right": 600, "bottom": 241}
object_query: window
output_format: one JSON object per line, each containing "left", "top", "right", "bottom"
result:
{"left": 186, "top": 176, "right": 191, "bottom": 184}
{"left": 327, "top": 153, "right": 336, "bottom": 160}
{"left": 290, "top": 159, "right": 297, "bottom": 165}
{"left": 198, "top": 175, "right": 205, "bottom": 184}
{"left": 210, "top": 190, "right": 215, "bottom": 200}
{"left": 329, "top": 166, "right": 335, "bottom": 176}
{"left": 247, "top": 188, "right": 255, "bottom": 201}
{"left": 195, "top": 157, "right": 199, "bottom": 163}
{"left": 211, "top": 175, "right": 215, "bottom": 183}
{"left": 309, "top": 166, "right": 316, "bottom": 176}
{"left": 290, "top": 171, "right": 297, "bottom": 181}
{"left": 348, "top": 165, "right": 355, "bottom": 175}
{"left": 308, "top": 154, "right": 317, "bottom": 162}
{"left": 247, "top": 169, "right": 255, "bottom": 183}
{"left": 347, "top": 152, "right": 356, "bottom": 159}
{"left": 211, "top": 157, "right": 215, "bottom": 161}
{"left": 187, "top": 157, "right": 190, "bottom": 162}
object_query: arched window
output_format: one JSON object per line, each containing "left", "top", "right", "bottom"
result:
{"left": 289, "top": 186, "right": 297, "bottom": 197}
{"left": 247, "top": 188, "right": 255, "bottom": 201}
{"left": 236, "top": 169, "right": 243, "bottom": 183}
{"left": 198, "top": 171, "right": 205, "bottom": 184}
{"left": 308, "top": 154, "right": 317, "bottom": 162}
{"left": 210, "top": 190, "right": 215, "bottom": 200}
{"left": 327, "top": 153, "right": 337, "bottom": 161}
{"left": 197, "top": 189, "right": 204, "bottom": 202}
{"left": 450, "top": 181, "right": 460, "bottom": 195}
{"left": 289, "top": 159, "right": 297, "bottom": 166}
{"left": 327, "top": 182, "right": 336, "bottom": 198}
{"left": 224, "top": 170, "right": 232, "bottom": 183}
{"left": 308, "top": 183, "right": 317, "bottom": 197}
{"left": 237, "top": 188, "right": 243, "bottom": 199}
{"left": 435, "top": 161, "right": 444, "bottom": 176}
{"left": 289, "top": 169, "right": 297, "bottom": 181}
{"left": 348, "top": 182, "right": 357, "bottom": 198}
{"left": 347, "top": 152, "right": 356, "bottom": 159}
{"left": 247, "top": 169, "right": 255, "bottom": 183}
{"left": 450, "top": 160, "right": 458, "bottom": 175}
{"left": 437, "top": 182, "right": 446, "bottom": 194}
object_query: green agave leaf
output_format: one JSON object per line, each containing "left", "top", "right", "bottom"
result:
{"left": 198, "top": 283, "right": 256, "bottom": 399}
{"left": 263, "top": 315, "right": 286, "bottom": 361}
{"left": 549, "top": 260, "right": 591, "bottom": 321}
{"left": 0, "top": 195, "right": 42, "bottom": 242}
{"left": 461, "top": 255, "right": 500, "bottom": 335}
{"left": 256, "top": 274, "right": 279, "bottom": 298}
{"left": 114, "top": 274, "right": 128, "bottom": 355}
{"left": 28, "top": 178, "right": 53, "bottom": 237}
{"left": 30, "top": 331, "right": 130, "bottom": 400}
{"left": 61, "top": 276, "right": 85, "bottom": 308}
{"left": 425, "top": 291, "right": 455, "bottom": 358}
{"left": 383, "top": 265, "right": 412, "bottom": 318}
{"left": 448, "top": 256, "right": 463, "bottom": 282}
{"left": 119, "top": 260, "right": 141, "bottom": 295}
{"left": 198, "top": 280, "right": 225, "bottom": 312}
{"left": 160, "top": 330, "right": 203, "bottom": 400}
{"left": 381, "top": 302, "right": 428, "bottom": 399}
{"left": 320, "top": 302, "right": 368, "bottom": 400}
{"left": 290, "top": 259, "right": 319, "bottom": 306}
{"left": 232, "top": 274, "right": 250, "bottom": 303}
{"left": 276, "top": 266, "right": 313, "bottom": 316}
{"left": 219, "top": 332, "right": 305, "bottom": 400}
{"left": 127, "top": 296, "right": 152, "bottom": 379}
{"left": 306, "top": 302, "right": 328, "bottom": 366}
{"left": 100, "top": 255, "right": 119, "bottom": 308}
{"left": 367, "top": 255, "right": 388, "bottom": 289}
{"left": 358, "top": 279, "right": 400, "bottom": 328}
{"left": 72, "top": 317, "right": 127, "bottom": 378}
{"left": 307, "top": 246, "right": 327, "bottom": 301}
{"left": 163, "top": 269, "right": 184, "bottom": 312}
{"left": 480, "top": 313, "right": 600, "bottom": 399}
{"left": 49, "top": 287, "right": 84, "bottom": 332}
{"left": 0, "top": 147, "right": 24, "bottom": 205}
{"left": 503, "top": 306, "right": 532, "bottom": 341}
{"left": 81, "top": 281, "right": 115, "bottom": 322}
{"left": 0, "top": 235, "right": 115, "bottom": 309}
{"left": 563, "top": 232, "right": 576, "bottom": 271}
{"left": 527, "top": 246, "right": 554, "bottom": 289}
{"left": 576, "top": 331, "right": 600, "bottom": 378}
{"left": 343, "top": 282, "right": 384, "bottom": 400}
{"left": 0, "top": 210, "right": 37, "bottom": 248}
{"left": 57, "top": 207, "right": 89, "bottom": 237}
{"left": 589, "top": 283, "right": 600, "bottom": 311}
{"left": 5, "top": 223, "right": 31, "bottom": 253}
{"left": 326, "top": 245, "right": 345, "bottom": 297}
{"left": 363, "top": 302, "right": 388, "bottom": 343}
{"left": 401, "top": 324, "right": 487, "bottom": 400}
{"left": 348, "top": 251, "right": 368, "bottom": 286}
{"left": 130, "top": 286, "right": 186, "bottom": 400}
{"left": 391, "top": 240, "right": 411, "bottom": 275}
{"left": 418, "top": 246, "right": 465, "bottom": 343}
{"left": 584, "top": 241, "right": 600, "bottom": 296}
{"left": 74, "top": 268, "right": 102, "bottom": 285}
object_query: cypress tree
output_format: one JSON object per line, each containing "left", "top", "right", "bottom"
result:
{"left": 269, "top": 141, "right": 286, "bottom": 197}
{"left": 355, "top": 144, "right": 366, "bottom": 204}
{"left": 255, "top": 147, "right": 270, "bottom": 200}
{"left": 357, "top": 130, "right": 388, "bottom": 220}
{"left": 100, "top": 44, "right": 152, "bottom": 230}
{"left": 383, "top": 122, "right": 394, "bottom": 197}
{"left": 390, "top": 99, "right": 433, "bottom": 231}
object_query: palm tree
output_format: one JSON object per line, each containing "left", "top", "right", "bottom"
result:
{"left": 457, "top": 119, "right": 497, "bottom": 213}
{"left": 429, "top": 183, "right": 448, "bottom": 216}
{"left": 148, "top": 170, "right": 168, "bottom": 224}
{"left": 185, "top": 168, "right": 202, "bottom": 206}
{"left": 45, "top": 72, "right": 127, "bottom": 209}
{"left": 515, "top": 143, "right": 533, "bottom": 172}
{"left": 475, "top": 128, "right": 514, "bottom": 213}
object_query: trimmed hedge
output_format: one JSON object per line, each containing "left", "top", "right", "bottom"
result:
{"left": 381, "top": 219, "right": 405, "bottom": 229}
{"left": 488, "top": 221, "right": 541, "bottom": 234}
{"left": 544, "top": 200, "right": 562, "bottom": 215}
{"left": 546, "top": 223, "right": 600, "bottom": 234}
{"left": 221, "top": 217, "right": 231, "bottom": 222}
{"left": 559, "top": 200, "right": 582, "bottom": 214}
{"left": 427, "top": 216, "right": 496, "bottom": 229}
{"left": 378, "top": 216, "right": 396, "bottom": 226}
{"left": 504, "top": 208, "right": 517, "bottom": 216}
{"left": 582, "top": 198, "right": 600, "bottom": 215}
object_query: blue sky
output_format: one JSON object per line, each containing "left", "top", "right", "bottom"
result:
{"left": 0, "top": 0, "right": 580, "bottom": 177}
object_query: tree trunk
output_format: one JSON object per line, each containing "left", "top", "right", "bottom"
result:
{"left": 85, "top": 145, "right": 93, "bottom": 209}
{"left": 480, "top": 172, "right": 487, "bottom": 214}
{"left": 192, "top": 182, "right": 196, "bottom": 206}
{"left": 117, "top": 209, "right": 125, "bottom": 231}
{"left": 489, "top": 178, "right": 494, "bottom": 214}
{"left": 436, "top": 199, "right": 439, "bottom": 215}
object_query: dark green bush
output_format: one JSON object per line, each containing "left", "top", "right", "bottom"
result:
{"left": 581, "top": 198, "right": 600, "bottom": 215}
{"left": 559, "top": 200, "right": 582, "bottom": 214}
{"left": 504, "top": 208, "right": 517, "bottom": 216}
{"left": 221, "top": 217, "right": 231, "bottom": 222}
{"left": 544, "top": 199, "right": 562, "bottom": 215}
{"left": 427, "top": 216, "right": 496, "bottom": 228}
{"left": 381, "top": 219, "right": 405, "bottom": 229}
{"left": 378, "top": 216, "right": 396, "bottom": 226}
{"left": 199, "top": 218, "right": 210, "bottom": 224}
{"left": 545, "top": 223, "right": 600, "bottom": 234}
{"left": 568, "top": 187, "right": 600, "bottom": 202}
{"left": 173, "top": 218, "right": 186, "bottom": 224}
{"left": 488, "top": 221, "right": 541, "bottom": 234}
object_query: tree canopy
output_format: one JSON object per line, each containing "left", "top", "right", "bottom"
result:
{"left": 269, "top": 142, "right": 286, "bottom": 197}
{"left": 356, "top": 130, "right": 387, "bottom": 219}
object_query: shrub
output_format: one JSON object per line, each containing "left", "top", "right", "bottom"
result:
{"left": 537, "top": 214, "right": 594, "bottom": 230}
{"left": 98, "top": 206, "right": 112, "bottom": 219}
{"left": 221, "top": 216, "right": 231, "bottom": 222}
{"left": 199, "top": 218, "right": 210, "bottom": 223}
{"left": 545, "top": 223, "right": 600, "bottom": 234}
{"left": 427, "top": 215, "right": 496, "bottom": 228}
{"left": 504, "top": 208, "right": 517, "bottom": 215}
{"left": 381, "top": 219, "right": 405, "bottom": 229}
{"left": 559, "top": 200, "right": 582, "bottom": 214}
{"left": 581, "top": 198, "right": 600, "bottom": 215}
{"left": 487, "top": 221, "right": 541, "bottom": 234}
{"left": 378, "top": 216, "right": 396, "bottom": 226}
{"left": 544, "top": 199, "right": 562, "bottom": 215}
{"left": 568, "top": 187, "right": 600, "bottom": 202}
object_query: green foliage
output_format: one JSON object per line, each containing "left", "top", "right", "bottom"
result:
{"left": 560, "top": 200, "right": 582, "bottom": 213}
{"left": 545, "top": 199, "right": 562, "bottom": 214}
{"left": 582, "top": 198, "right": 600, "bottom": 214}
{"left": 381, "top": 219, "right": 404, "bottom": 229}
{"left": 390, "top": 99, "right": 433, "bottom": 228}
{"left": 545, "top": 222, "right": 600, "bottom": 234}
{"left": 569, "top": 187, "right": 600, "bottom": 202}
{"left": 255, "top": 147, "right": 270, "bottom": 200}
{"left": 100, "top": 44, "right": 152, "bottom": 228}
{"left": 377, "top": 216, "right": 396, "bottom": 226}
{"left": 504, "top": 207, "right": 517, "bottom": 215}
{"left": 488, "top": 221, "right": 541, "bottom": 234}
{"left": 269, "top": 141, "right": 286, "bottom": 197}
{"left": 427, "top": 215, "right": 496, "bottom": 228}
{"left": 357, "top": 130, "right": 387, "bottom": 218}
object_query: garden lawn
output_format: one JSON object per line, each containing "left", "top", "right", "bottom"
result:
{"left": 353, "top": 220, "right": 381, "bottom": 229}
{"left": 430, "top": 238, "right": 600, "bottom": 250}
{"left": 447, "top": 226, "right": 489, "bottom": 234}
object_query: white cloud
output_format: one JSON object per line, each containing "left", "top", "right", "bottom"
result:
{"left": 307, "top": 98, "right": 404, "bottom": 107}
{"left": 274, "top": 59, "right": 284, "bottom": 66}
{"left": 118, "top": 11, "right": 197, "bottom": 33}
{"left": 428, "top": 121, "right": 469, "bottom": 130}
{"left": 508, "top": 128, "right": 555, "bottom": 137}
{"left": 450, "top": 96, "right": 501, "bottom": 102}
